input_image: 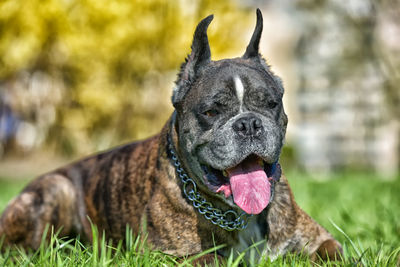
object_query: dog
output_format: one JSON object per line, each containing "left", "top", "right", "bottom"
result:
{"left": 0, "top": 9, "right": 342, "bottom": 263}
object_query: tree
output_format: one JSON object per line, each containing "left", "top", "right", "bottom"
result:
{"left": 0, "top": 0, "right": 251, "bottom": 155}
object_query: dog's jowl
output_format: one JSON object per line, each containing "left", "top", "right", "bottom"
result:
{"left": 0, "top": 9, "right": 342, "bottom": 262}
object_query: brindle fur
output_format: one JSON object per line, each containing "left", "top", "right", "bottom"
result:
{"left": 0, "top": 121, "right": 341, "bottom": 260}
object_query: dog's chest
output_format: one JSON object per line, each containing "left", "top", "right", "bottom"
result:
{"left": 227, "top": 216, "right": 267, "bottom": 261}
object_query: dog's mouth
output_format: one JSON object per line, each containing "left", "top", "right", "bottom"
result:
{"left": 201, "top": 154, "right": 276, "bottom": 215}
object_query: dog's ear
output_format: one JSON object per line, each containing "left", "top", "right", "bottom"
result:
{"left": 172, "top": 15, "right": 213, "bottom": 107}
{"left": 243, "top": 9, "right": 263, "bottom": 59}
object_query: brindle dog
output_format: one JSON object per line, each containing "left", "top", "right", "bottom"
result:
{"left": 0, "top": 9, "right": 342, "bottom": 264}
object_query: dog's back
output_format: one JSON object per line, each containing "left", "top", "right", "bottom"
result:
{"left": 0, "top": 134, "right": 160, "bottom": 248}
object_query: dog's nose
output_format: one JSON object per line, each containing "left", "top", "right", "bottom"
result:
{"left": 233, "top": 115, "right": 264, "bottom": 137}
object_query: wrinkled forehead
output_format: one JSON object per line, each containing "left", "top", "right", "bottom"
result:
{"left": 198, "top": 60, "right": 279, "bottom": 95}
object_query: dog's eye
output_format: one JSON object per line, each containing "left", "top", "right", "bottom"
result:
{"left": 203, "top": 109, "right": 219, "bottom": 117}
{"left": 268, "top": 101, "right": 278, "bottom": 109}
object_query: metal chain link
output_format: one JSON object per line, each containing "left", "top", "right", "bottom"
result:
{"left": 168, "top": 138, "right": 251, "bottom": 231}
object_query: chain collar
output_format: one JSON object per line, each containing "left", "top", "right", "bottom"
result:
{"left": 168, "top": 136, "right": 251, "bottom": 231}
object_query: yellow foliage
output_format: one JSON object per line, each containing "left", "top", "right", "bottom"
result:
{"left": 0, "top": 0, "right": 252, "bottom": 154}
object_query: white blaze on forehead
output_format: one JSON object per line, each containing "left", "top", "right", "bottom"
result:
{"left": 234, "top": 76, "right": 244, "bottom": 111}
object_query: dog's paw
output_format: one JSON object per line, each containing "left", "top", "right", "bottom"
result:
{"left": 312, "top": 239, "right": 343, "bottom": 262}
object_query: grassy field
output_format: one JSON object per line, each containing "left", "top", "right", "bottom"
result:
{"left": 0, "top": 172, "right": 399, "bottom": 266}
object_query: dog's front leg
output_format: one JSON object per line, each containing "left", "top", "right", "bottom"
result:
{"left": 265, "top": 176, "right": 342, "bottom": 261}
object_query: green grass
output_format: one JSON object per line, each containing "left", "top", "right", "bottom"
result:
{"left": 0, "top": 172, "right": 399, "bottom": 266}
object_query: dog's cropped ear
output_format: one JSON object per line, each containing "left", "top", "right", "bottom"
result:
{"left": 243, "top": 9, "right": 263, "bottom": 59}
{"left": 172, "top": 15, "right": 213, "bottom": 108}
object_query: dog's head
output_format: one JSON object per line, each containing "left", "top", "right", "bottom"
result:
{"left": 171, "top": 9, "right": 288, "bottom": 215}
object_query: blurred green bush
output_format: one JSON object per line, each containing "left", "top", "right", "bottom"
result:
{"left": 0, "top": 0, "right": 251, "bottom": 155}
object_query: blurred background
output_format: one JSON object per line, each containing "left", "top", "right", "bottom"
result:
{"left": 0, "top": 0, "right": 399, "bottom": 257}
{"left": 0, "top": 0, "right": 399, "bottom": 179}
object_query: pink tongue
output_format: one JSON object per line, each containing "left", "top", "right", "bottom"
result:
{"left": 227, "top": 160, "right": 270, "bottom": 215}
